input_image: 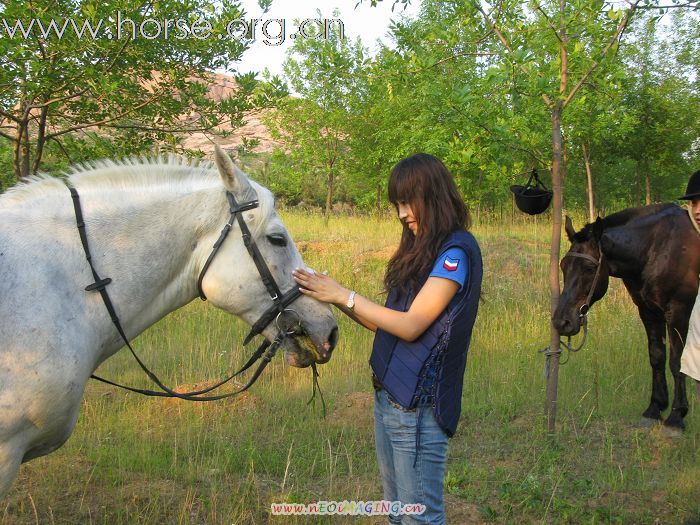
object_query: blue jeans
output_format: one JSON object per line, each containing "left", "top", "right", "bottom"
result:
{"left": 374, "top": 389, "right": 449, "bottom": 525}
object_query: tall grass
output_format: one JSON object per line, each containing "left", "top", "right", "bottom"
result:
{"left": 3, "top": 211, "right": 698, "bottom": 524}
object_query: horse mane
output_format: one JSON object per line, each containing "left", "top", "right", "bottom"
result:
{"left": 0, "top": 154, "right": 274, "bottom": 236}
{"left": 573, "top": 203, "right": 678, "bottom": 242}
{"left": 69, "top": 155, "right": 218, "bottom": 191}
{"left": 599, "top": 203, "right": 676, "bottom": 229}
{"left": 0, "top": 155, "right": 218, "bottom": 205}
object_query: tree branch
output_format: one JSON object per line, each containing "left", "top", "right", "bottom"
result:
{"left": 25, "top": 85, "right": 93, "bottom": 111}
{"left": 0, "top": 109, "right": 20, "bottom": 124}
{"left": 31, "top": 105, "right": 49, "bottom": 174}
{"left": 533, "top": 2, "right": 563, "bottom": 43}
{"left": 471, "top": 0, "right": 554, "bottom": 107}
{"left": 107, "top": 121, "right": 225, "bottom": 134}
{"left": 367, "top": 48, "right": 497, "bottom": 79}
{"left": 47, "top": 136, "right": 74, "bottom": 164}
{"left": 37, "top": 13, "right": 137, "bottom": 103}
{"left": 416, "top": 50, "right": 498, "bottom": 71}
{"left": 447, "top": 100, "right": 549, "bottom": 166}
{"left": 43, "top": 87, "right": 172, "bottom": 139}
{"left": 562, "top": 1, "right": 640, "bottom": 109}
{"left": 636, "top": 2, "right": 697, "bottom": 7}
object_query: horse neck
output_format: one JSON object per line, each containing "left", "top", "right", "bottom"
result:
{"left": 599, "top": 225, "right": 653, "bottom": 279}
{"left": 69, "top": 182, "right": 228, "bottom": 340}
{"left": 599, "top": 205, "right": 683, "bottom": 279}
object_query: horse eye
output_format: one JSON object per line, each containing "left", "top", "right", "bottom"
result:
{"left": 267, "top": 233, "right": 287, "bottom": 247}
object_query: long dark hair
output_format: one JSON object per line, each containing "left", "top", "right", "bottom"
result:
{"left": 384, "top": 153, "right": 471, "bottom": 294}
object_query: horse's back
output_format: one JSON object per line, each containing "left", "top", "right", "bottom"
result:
{"left": 613, "top": 203, "right": 699, "bottom": 309}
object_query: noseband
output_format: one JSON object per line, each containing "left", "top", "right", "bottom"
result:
{"left": 68, "top": 186, "right": 305, "bottom": 401}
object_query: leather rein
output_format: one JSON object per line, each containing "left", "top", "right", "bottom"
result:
{"left": 68, "top": 186, "right": 304, "bottom": 401}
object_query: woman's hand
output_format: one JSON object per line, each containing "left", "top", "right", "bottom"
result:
{"left": 292, "top": 268, "right": 350, "bottom": 305}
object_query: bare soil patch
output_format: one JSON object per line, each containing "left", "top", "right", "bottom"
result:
{"left": 296, "top": 240, "right": 346, "bottom": 255}
{"left": 359, "top": 245, "right": 397, "bottom": 262}
{"left": 330, "top": 391, "right": 374, "bottom": 430}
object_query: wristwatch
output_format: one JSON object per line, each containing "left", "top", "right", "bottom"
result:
{"left": 346, "top": 290, "right": 356, "bottom": 311}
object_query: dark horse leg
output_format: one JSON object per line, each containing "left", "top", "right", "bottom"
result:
{"left": 663, "top": 304, "right": 689, "bottom": 429}
{"left": 637, "top": 305, "right": 669, "bottom": 422}
{"left": 625, "top": 282, "right": 669, "bottom": 422}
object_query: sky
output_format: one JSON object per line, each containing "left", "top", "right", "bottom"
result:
{"left": 231, "top": 0, "right": 420, "bottom": 77}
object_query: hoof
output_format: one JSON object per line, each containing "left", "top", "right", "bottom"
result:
{"left": 659, "top": 425, "right": 684, "bottom": 438}
{"left": 639, "top": 417, "right": 661, "bottom": 428}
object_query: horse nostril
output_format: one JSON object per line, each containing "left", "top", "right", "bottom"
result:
{"left": 327, "top": 326, "right": 339, "bottom": 352}
{"left": 553, "top": 317, "right": 579, "bottom": 336}
{"left": 552, "top": 317, "right": 569, "bottom": 333}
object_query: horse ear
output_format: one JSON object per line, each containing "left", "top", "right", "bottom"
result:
{"left": 564, "top": 216, "right": 576, "bottom": 242}
{"left": 213, "top": 145, "right": 254, "bottom": 199}
{"left": 592, "top": 217, "right": 604, "bottom": 241}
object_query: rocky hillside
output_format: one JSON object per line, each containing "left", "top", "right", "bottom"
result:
{"left": 180, "top": 72, "right": 279, "bottom": 156}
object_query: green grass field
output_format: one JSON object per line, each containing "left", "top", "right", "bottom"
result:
{"left": 3, "top": 211, "right": 699, "bottom": 524}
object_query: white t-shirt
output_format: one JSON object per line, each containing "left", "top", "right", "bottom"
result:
{"left": 681, "top": 292, "right": 700, "bottom": 382}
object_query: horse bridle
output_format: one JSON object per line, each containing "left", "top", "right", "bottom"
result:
{"left": 68, "top": 185, "right": 306, "bottom": 401}
{"left": 558, "top": 248, "right": 605, "bottom": 354}
{"left": 563, "top": 249, "right": 605, "bottom": 320}
{"left": 196, "top": 190, "right": 304, "bottom": 345}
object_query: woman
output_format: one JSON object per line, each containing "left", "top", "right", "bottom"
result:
{"left": 679, "top": 169, "right": 700, "bottom": 399}
{"left": 293, "top": 153, "right": 482, "bottom": 524}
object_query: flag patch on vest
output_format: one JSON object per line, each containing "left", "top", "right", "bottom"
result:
{"left": 443, "top": 256, "right": 459, "bottom": 271}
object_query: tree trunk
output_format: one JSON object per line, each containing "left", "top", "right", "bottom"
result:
{"left": 20, "top": 119, "right": 32, "bottom": 179}
{"left": 582, "top": 142, "right": 595, "bottom": 222}
{"left": 31, "top": 106, "right": 49, "bottom": 175}
{"left": 376, "top": 181, "right": 382, "bottom": 215}
{"left": 12, "top": 121, "right": 30, "bottom": 181}
{"left": 562, "top": 137, "right": 568, "bottom": 183}
{"left": 12, "top": 130, "right": 22, "bottom": 181}
{"left": 546, "top": 104, "right": 564, "bottom": 435}
{"left": 645, "top": 171, "right": 651, "bottom": 205}
{"left": 324, "top": 170, "right": 333, "bottom": 223}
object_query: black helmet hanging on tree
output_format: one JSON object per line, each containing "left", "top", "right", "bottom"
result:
{"left": 510, "top": 169, "right": 553, "bottom": 215}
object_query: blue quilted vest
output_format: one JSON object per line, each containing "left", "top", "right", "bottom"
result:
{"left": 369, "top": 229, "right": 482, "bottom": 437}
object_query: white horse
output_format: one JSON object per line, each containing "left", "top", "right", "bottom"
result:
{"left": 0, "top": 147, "right": 338, "bottom": 497}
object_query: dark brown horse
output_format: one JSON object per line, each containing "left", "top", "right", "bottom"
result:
{"left": 553, "top": 204, "right": 700, "bottom": 430}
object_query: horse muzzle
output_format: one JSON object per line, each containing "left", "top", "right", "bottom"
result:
{"left": 281, "top": 324, "right": 338, "bottom": 368}
{"left": 552, "top": 312, "right": 582, "bottom": 336}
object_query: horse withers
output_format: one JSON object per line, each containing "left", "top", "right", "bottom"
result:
{"left": 0, "top": 147, "right": 338, "bottom": 497}
{"left": 553, "top": 204, "right": 700, "bottom": 431}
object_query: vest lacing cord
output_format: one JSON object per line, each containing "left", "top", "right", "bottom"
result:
{"left": 413, "top": 329, "right": 449, "bottom": 468}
